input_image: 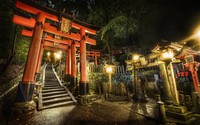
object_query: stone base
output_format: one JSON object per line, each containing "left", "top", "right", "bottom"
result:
{"left": 167, "top": 105, "right": 187, "bottom": 113}
{"left": 65, "top": 74, "right": 71, "bottom": 83}
{"left": 70, "top": 76, "right": 77, "bottom": 87}
{"left": 12, "top": 100, "right": 36, "bottom": 118}
{"left": 166, "top": 105, "right": 194, "bottom": 122}
{"left": 132, "top": 93, "right": 147, "bottom": 102}
{"left": 77, "top": 95, "right": 92, "bottom": 105}
{"left": 165, "top": 100, "right": 173, "bottom": 105}
{"left": 79, "top": 82, "right": 89, "bottom": 95}
{"left": 34, "top": 73, "right": 41, "bottom": 82}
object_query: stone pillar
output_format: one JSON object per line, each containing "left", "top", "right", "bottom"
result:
{"left": 65, "top": 46, "right": 71, "bottom": 83}
{"left": 159, "top": 62, "right": 173, "bottom": 105}
{"left": 79, "top": 28, "right": 89, "bottom": 95}
{"left": 14, "top": 13, "right": 46, "bottom": 115}
{"left": 71, "top": 41, "right": 77, "bottom": 87}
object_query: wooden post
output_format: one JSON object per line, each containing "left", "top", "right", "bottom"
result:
{"left": 16, "top": 13, "right": 45, "bottom": 102}
{"left": 159, "top": 62, "right": 173, "bottom": 105}
{"left": 188, "top": 63, "right": 199, "bottom": 92}
{"left": 35, "top": 44, "right": 44, "bottom": 82}
{"left": 94, "top": 55, "right": 98, "bottom": 65}
{"left": 79, "top": 28, "right": 88, "bottom": 95}
{"left": 65, "top": 46, "right": 71, "bottom": 83}
{"left": 71, "top": 41, "right": 77, "bottom": 87}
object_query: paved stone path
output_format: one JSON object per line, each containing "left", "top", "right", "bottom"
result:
{"left": 0, "top": 99, "right": 176, "bottom": 125}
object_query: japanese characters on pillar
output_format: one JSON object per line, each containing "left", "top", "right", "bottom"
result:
{"left": 79, "top": 28, "right": 88, "bottom": 95}
{"left": 17, "top": 13, "right": 46, "bottom": 102}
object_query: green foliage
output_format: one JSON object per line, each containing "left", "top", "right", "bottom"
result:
{"left": 15, "top": 37, "right": 30, "bottom": 64}
{"left": 100, "top": 15, "right": 137, "bottom": 40}
{"left": 88, "top": 72, "right": 108, "bottom": 94}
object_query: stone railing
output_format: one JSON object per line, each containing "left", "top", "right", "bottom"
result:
{"left": 0, "top": 71, "right": 23, "bottom": 102}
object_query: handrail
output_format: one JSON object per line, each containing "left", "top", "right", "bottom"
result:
{"left": 52, "top": 65, "right": 77, "bottom": 104}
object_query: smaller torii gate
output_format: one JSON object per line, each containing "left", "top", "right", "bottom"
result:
{"left": 12, "top": 0, "right": 97, "bottom": 114}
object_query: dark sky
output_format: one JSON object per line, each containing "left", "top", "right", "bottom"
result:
{"left": 138, "top": 0, "right": 200, "bottom": 46}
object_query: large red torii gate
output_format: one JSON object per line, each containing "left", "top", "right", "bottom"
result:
{"left": 12, "top": 0, "right": 97, "bottom": 112}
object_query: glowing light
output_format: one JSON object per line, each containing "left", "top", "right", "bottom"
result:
{"left": 195, "top": 30, "right": 200, "bottom": 38}
{"left": 133, "top": 55, "right": 139, "bottom": 61}
{"left": 55, "top": 52, "right": 61, "bottom": 59}
{"left": 106, "top": 66, "right": 112, "bottom": 73}
{"left": 162, "top": 51, "right": 174, "bottom": 59}
{"left": 47, "top": 52, "right": 51, "bottom": 56}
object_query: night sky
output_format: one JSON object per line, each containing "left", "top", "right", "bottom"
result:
{"left": 138, "top": 0, "right": 200, "bottom": 47}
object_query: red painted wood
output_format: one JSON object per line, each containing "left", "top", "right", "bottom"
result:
{"left": 80, "top": 29, "right": 87, "bottom": 83}
{"left": 36, "top": 44, "right": 44, "bottom": 73}
{"left": 16, "top": 1, "right": 58, "bottom": 22}
{"left": 22, "top": 13, "right": 45, "bottom": 82}
{"left": 43, "top": 35, "right": 71, "bottom": 45}
{"left": 44, "top": 23, "right": 81, "bottom": 41}
{"left": 42, "top": 40, "right": 68, "bottom": 50}
{"left": 72, "top": 22, "right": 96, "bottom": 35}
{"left": 44, "top": 46, "right": 66, "bottom": 52}
{"left": 185, "top": 63, "right": 199, "bottom": 92}
{"left": 13, "top": 15, "right": 35, "bottom": 28}
{"left": 85, "top": 36, "right": 96, "bottom": 45}
{"left": 22, "top": 29, "right": 33, "bottom": 37}
{"left": 16, "top": 0, "right": 96, "bottom": 35}
{"left": 65, "top": 46, "right": 71, "bottom": 75}
{"left": 71, "top": 41, "right": 76, "bottom": 79}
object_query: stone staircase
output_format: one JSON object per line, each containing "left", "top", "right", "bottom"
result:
{"left": 38, "top": 65, "right": 77, "bottom": 110}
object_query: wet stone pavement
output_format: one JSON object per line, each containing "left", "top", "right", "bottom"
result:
{"left": 0, "top": 99, "right": 176, "bottom": 125}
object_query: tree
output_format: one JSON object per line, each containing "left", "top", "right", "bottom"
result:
{"left": 87, "top": 0, "right": 147, "bottom": 62}
{"left": 0, "top": 0, "right": 30, "bottom": 75}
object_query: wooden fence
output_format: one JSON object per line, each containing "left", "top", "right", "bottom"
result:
{"left": 81, "top": 64, "right": 132, "bottom": 74}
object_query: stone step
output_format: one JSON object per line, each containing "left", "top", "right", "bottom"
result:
{"left": 43, "top": 93, "right": 70, "bottom": 100}
{"left": 42, "top": 101, "right": 74, "bottom": 110}
{"left": 42, "top": 86, "right": 63, "bottom": 89}
{"left": 44, "top": 81, "right": 60, "bottom": 86}
{"left": 42, "top": 88, "right": 65, "bottom": 93}
{"left": 44, "top": 84, "right": 61, "bottom": 87}
{"left": 43, "top": 96, "right": 72, "bottom": 105}
{"left": 42, "top": 91, "right": 67, "bottom": 96}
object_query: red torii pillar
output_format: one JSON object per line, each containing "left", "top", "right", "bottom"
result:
{"left": 16, "top": 13, "right": 45, "bottom": 102}
{"left": 71, "top": 41, "right": 77, "bottom": 87}
{"left": 79, "top": 29, "right": 88, "bottom": 95}
{"left": 65, "top": 46, "right": 71, "bottom": 83}
{"left": 185, "top": 62, "right": 200, "bottom": 92}
{"left": 35, "top": 44, "right": 44, "bottom": 81}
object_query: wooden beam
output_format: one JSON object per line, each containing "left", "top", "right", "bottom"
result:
{"left": 13, "top": 15, "right": 35, "bottom": 28}
{"left": 85, "top": 36, "right": 96, "bottom": 45}
{"left": 43, "top": 35, "right": 80, "bottom": 47}
{"left": 42, "top": 40, "right": 68, "bottom": 50}
{"left": 22, "top": 29, "right": 33, "bottom": 37}
{"left": 14, "top": 16, "right": 96, "bottom": 45}
{"left": 43, "top": 35, "right": 71, "bottom": 45}
{"left": 44, "top": 23, "right": 81, "bottom": 41}
{"left": 44, "top": 46, "right": 66, "bottom": 52}
{"left": 16, "top": 0, "right": 96, "bottom": 35}
{"left": 72, "top": 22, "right": 96, "bottom": 35}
